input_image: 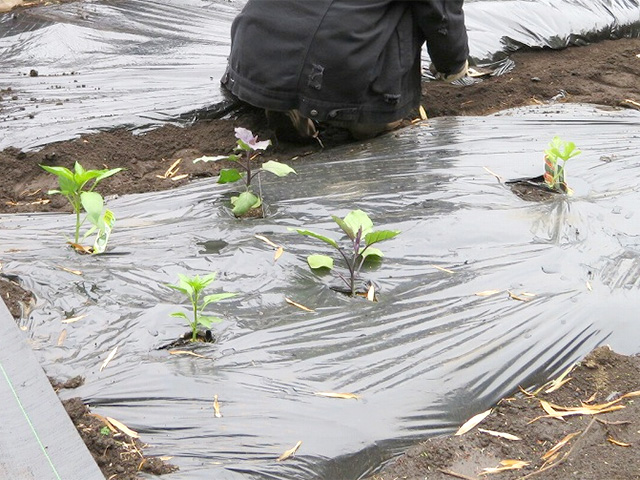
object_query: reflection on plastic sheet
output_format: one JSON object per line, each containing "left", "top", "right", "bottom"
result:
{"left": 0, "top": 0, "right": 639, "bottom": 149}
{"left": 0, "top": 0, "right": 242, "bottom": 149}
{"left": 2, "top": 105, "right": 640, "bottom": 479}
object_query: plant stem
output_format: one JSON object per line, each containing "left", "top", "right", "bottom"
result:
{"left": 350, "top": 230, "right": 364, "bottom": 297}
{"left": 75, "top": 209, "right": 81, "bottom": 244}
{"left": 191, "top": 294, "right": 199, "bottom": 341}
{"left": 248, "top": 169, "right": 263, "bottom": 184}
{"left": 244, "top": 151, "right": 252, "bottom": 188}
{"left": 336, "top": 247, "right": 356, "bottom": 296}
{"left": 335, "top": 271, "right": 351, "bottom": 291}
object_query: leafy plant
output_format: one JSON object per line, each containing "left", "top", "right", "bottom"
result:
{"left": 100, "top": 426, "right": 111, "bottom": 436}
{"left": 40, "top": 161, "right": 122, "bottom": 253}
{"left": 194, "top": 127, "right": 295, "bottom": 216}
{"left": 292, "top": 210, "right": 400, "bottom": 296}
{"left": 543, "top": 136, "right": 581, "bottom": 194}
{"left": 167, "top": 273, "right": 236, "bottom": 342}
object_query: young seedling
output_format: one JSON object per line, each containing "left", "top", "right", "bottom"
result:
{"left": 40, "top": 161, "right": 123, "bottom": 254}
{"left": 167, "top": 273, "right": 236, "bottom": 342}
{"left": 292, "top": 210, "right": 400, "bottom": 297}
{"left": 543, "top": 136, "right": 581, "bottom": 194}
{"left": 194, "top": 127, "right": 296, "bottom": 216}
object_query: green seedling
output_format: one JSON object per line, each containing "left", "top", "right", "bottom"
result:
{"left": 193, "top": 127, "right": 295, "bottom": 216}
{"left": 543, "top": 136, "right": 581, "bottom": 194}
{"left": 99, "top": 426, "right": 111, "bottom": 436}
{"left": 292, "top": 210, "right": 400, "bottom": 297}
{"left": 40, "top": 161, "right": 122, "bottom": 254}
{"left": 167, "top": 273, "right": 236, "bottom": 342}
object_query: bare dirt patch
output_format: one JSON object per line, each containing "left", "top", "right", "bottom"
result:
{"left": 0, "top": 38, "right": 638, "bottom": 216}
{"left": 62, "top": 397, "right": 177, "bottom": 480}
{"left": 369, "top": 347, "right": 640, "bottom": 480}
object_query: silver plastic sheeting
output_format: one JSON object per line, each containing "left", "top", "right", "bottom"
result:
{"left": 465, "top": 0, "right": 640, "bottom": 60}
{"left": 2, "top": 104, "right": 640, "bottom": 479}
{"left": 1, "top": 0, "right": 639, "bottom": 150}
{"left": 0, "top": 0, "right": 241, "bottom": 149}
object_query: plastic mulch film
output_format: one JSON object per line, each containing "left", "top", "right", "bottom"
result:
{"left": 1, "top": 0, "right": 639, "bottom": 150}
{"left": 2, "top": 104, "right": 640, "bottom": 479}
{"left": 465, "top": 0, "right": 640, "bottom": 61}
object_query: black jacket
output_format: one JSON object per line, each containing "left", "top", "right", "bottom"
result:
{"left": 222, "top": 0, "right": 469, "bottom": 124}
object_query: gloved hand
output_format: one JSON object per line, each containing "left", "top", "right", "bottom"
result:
{"left": 429, "top": 59, "right": 469, "bottom": 83}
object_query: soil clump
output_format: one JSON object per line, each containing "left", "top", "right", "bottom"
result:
{"left": 0, "top": 274, "right": 33, "bottom": 318}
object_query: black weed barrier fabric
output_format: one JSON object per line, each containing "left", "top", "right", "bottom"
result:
{"left": 0, "top": 0, "right": 639, "bottom": 149}
{"left": 2, "top": 104, "right": 640, "bottom": 479}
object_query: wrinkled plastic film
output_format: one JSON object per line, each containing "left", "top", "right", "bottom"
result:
{"left": 0, "top": 0, "right": 240, "bottom": 149}
{"left": 1, "top": 0, "right": 639, "bottom": 149}
{"left": 2, "top": 105, "right": 640, "bottom": 479}
{"left": 464, "top": 0, "right": 640, "bottom": 61}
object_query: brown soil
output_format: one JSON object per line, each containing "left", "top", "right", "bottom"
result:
{"left": 61, "top": 397, "right": 177, "bottom": 479}
{"left": 51, "top": 374, "right": 177, "bottom": 479}
{"left": 370, "top": 347, "right": 640, "bottom": 480}
{"left": 423, "top": 37, "right": 640, "bottom": 118}
{"left": 1, "top": 0, "right": 77, "bottom": 13}
{"left": 1, "top": 38, "right": 639, "bottom": 217}
{"left": 0, "top": 275, "right": 34, "bottom": 318}
{"left": 1, "top": 37, "right": 640, "bottom": 479}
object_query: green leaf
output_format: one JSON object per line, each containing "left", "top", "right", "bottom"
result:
{"left": 236, "top": 138, "right": 252, "bottom": 152}
{"left": 202, "top": 292, "right": 236, "bottom": 309}
{"left": 261, "top": 160, "right": 296, "bottom": 177}
{"left": 166, "top": 284, "right": 188, "bottom": 295}
{"left": 80, "top": 191, "right": 104, "bottom": 225}
{"left": 361, "top": 247, "right": 383, "bottom": 258}
{"left": 176, "top": 274, "right": 196, "bottom": 297}
{"left": 307, "top": 254, "right": 334, "bottom": 269}
{"left": 41, "top": 165, "right": 78, "bottom": 197}
{"left": 94, "top": 167, "right": 124, "bottom": 184}
{"left": 82, "top": 225, "right": 97, "bottom": 241}
{"left": 199, "top": 273, "right": 218, "bottom": 287}
{"left": 193, "top": 155, "right": 230, "bottom": 163}
{"left": 73, "top": 161, "right": 86, "bottom": 176}
{"left": 59, "top": 176, "right": 79, "bottom": 198}
{"left": 198, "top": 315, "right": 223, "bottom": 328}
{"left": 344, "top": 210, "right": 373, "bottom": 237}
{"left": 74, "top": 170, "right": 103, "bottom": 190}
{"left": 545, "top": 137, "right": 581, "bottom": 162}
{"left": 40, "top": 165, "right": 73, "bottom": 180}
{"left": 170, "top": 311, "right": 189, "bottom": 320}
{"left": 218, "top": 169, "right": 243, "bottom": 184}
{"left": 331, "top": 215, "right": 354, "bottom": 239}
{"left": 333, "top": 210, "right": 374, "bottom": 239}
{"left": 231, "top": 191, "right": 260, "bottom": 216}
{"left": 364, "top": 229, "right": 400, "bottom": 246}
{"left": 291, "top": 228, "right": 339, "bottom": 249}
{"left": 92, "top": 209, "right": 116, "bottom": 254}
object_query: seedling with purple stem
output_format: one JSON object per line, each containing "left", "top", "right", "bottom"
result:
{"left": 194, "top": 127, "right": 295, "bottom": 216}
{"left": 292, "top": 210, "right": 400, "bottom": 297}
